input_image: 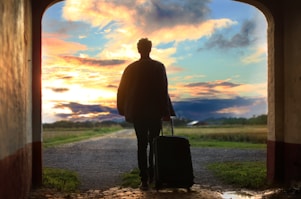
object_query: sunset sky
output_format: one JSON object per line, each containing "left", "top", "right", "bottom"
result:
{"left": 42, "top": 0, "right": 267, "bottom": 123}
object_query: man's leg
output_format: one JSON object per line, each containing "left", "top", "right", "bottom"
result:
{"left": 148, "top": 119, "right": 161, "bottom": 183}
{"left": 134, "top": 121, "right": 149, "bottom": 185}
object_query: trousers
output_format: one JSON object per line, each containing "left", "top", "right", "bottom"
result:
{"left": 133, "top": 119, "right": 161, "bottom": 182}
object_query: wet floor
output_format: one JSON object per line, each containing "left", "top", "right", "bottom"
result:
{"left": 29, "top": 185, "right": 301, "bottom": 199}
{"left": 221, "top": 189, "right": 301, "bottom": 199}
{"left": 29, "top": 184, "right": 223, "bottom": 199}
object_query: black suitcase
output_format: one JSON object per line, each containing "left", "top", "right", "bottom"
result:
{"left": 153, "top": 120, "right": 194, "bottom": 190}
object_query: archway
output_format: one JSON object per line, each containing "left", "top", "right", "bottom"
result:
{"left": 32, "top": 0, "right": 274, "bottom": 187}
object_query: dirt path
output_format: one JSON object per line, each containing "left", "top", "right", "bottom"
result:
{"left": 43, "top": 129, "right": 266, "bottom": 191}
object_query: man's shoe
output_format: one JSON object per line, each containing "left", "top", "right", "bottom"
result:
{"left": 139, "top": 181, "right": 149, "bottom": 191}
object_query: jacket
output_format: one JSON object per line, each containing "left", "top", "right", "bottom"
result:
{"left": 117, "top": 58, "right": 175, "bottom": 122}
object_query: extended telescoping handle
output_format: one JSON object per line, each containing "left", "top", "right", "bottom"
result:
{"left": 170, "top": 118, "right": 174, "bottom": 136}
{"left": 161, "top": 118, "right": 174, "bottom": 136}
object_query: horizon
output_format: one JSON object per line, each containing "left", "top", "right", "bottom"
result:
{"left": 42, "top": 113, "right": 268, "bottom": 124}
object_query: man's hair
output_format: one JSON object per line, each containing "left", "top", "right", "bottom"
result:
{"left": 137, "top": 38, "right": 152, "bottom": 54}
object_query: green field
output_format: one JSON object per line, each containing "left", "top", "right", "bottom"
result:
{"left": 43, "top": 167, "right": 80, "bottom": 192}
{"left": 163, "top": 125, "right": 267, "bottom": 149}
{"left": 43, "top": 124, "right": 267, "bottom": 149}
{"left": 43, "top": 125, "right": 122, "bottom": 148}
{"left": 207, "top": 161, "right": 267, "bottom": 189}
{"left": 121, "top": 162, "right": 267, "bottom": 190}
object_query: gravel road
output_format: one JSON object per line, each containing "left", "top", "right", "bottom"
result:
{"left": 44, "top": 129, "right": 266, "bottom": 191}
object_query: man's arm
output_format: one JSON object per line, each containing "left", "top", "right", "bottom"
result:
{"left": 117, "top": 70, "right": 127, "bottom": 115}
{"left": 158, "top": 63, "right": 174, "bottom": 119}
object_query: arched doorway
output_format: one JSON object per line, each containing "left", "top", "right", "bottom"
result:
{"left": 32, "top": 0, "right": 277, "bottom": 187}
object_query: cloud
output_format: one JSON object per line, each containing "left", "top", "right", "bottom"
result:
{"left": 42, "top": 54, "right": 126, "bottom": 95}
{"left": 96, "top": 18, "right": 234, "bottom": 68}
{"left": 50, "top": 88, "right": 69, "bottom": 93}
{"left": 61, "top": 56, "right": 126, "bottom": 67}
{"left": 169, "top": 79, "right": 266, "bottom": 101}
{"left": 241, "top": 44, "right": 267, "bottom": 64}
{"left": 215, "top": 106, "right": 251, "bottom": 115}
{"left": 61, "top": 76, "right": 73, "bottom": 80}
{"left": 43, "top": 17, "right": 91, "bottom": 36}
{"left": 48, "top": 98, "right": 267, "bottom": 123}
{"left": 181, "top": 80, "right": 242, "bottom": 99}
{"left": 42, "top": 33, "right": 87, "bottom": 56}
{"left": 54, "top": 102, "right": 118, "bottom": 114}
{"left": 202, "top": 19, "right": 256, "bottom": 50}
{"left": 107, "top": 84, "right": 118, "bottom": 88}
{"left": 173, "top": 97, "right": 267, "bottom": 120}
{"left": 199, "top": 14, "right": 267, "bottom": 64}
{"left": 241, "top": 11, "right": 267, "bottom": 64}
{"left": 62, "top": 0, "right": 236, "bottom": 67}
{"left": 53, "top": 102, "right": 121, "bottom": 122}
{"left": 63, "top": 0, "right": 211, "bottom": 31}
{"left": 186, "top": 81, "right": 241, "bottom": 88}
{"left": 134, "top": 0, "right": 211, "bottom": 31}
{"left": 215, "top": 98, "right": 267, "bottom": 115}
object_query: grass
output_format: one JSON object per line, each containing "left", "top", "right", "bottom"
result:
{"left": 43, "top": 125, "right": 122, "bottom": 148}
{"left": 189, "top": 140, "right": 265, "bottom": 149}
{"left": 120, "top": 161, "right": 268, "bottom": 190}
{"left": 121, "top": 168, "right": 141, "bottom": 188}
{"left": 43, "top": 124, "right": 267, "bottom": 149}
{"left": 207, "top": 161, "right": 267, "bottom": 189}
{"left": 164, "top": 125, "right": 267, "bottom": 149}
{"left": 43, "top": 167, "right": 80, "bottom": 192}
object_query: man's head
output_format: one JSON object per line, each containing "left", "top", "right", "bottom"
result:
{"left": 137, "top": 38, "right": 152, "bottom": 56}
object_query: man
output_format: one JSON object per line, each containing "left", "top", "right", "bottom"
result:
{"left": 117, "top": 38, "right": 175, "bottom": 190}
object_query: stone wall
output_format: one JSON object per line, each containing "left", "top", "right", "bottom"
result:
{"left": 0, "top": 0, "right": 33, "bottom": 198}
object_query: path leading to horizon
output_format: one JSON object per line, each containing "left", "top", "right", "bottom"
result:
{"left": 43, "top": 129, "right": 266, "bottom": 190}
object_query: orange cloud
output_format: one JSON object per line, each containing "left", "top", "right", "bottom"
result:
{"left": 215, "top": 98, "right": 266, "bottom": 115}
{"left": 215, "top": 106, "right": 250, "bottom": 115}
{"left": 42, "top": 34, "right": 87, "bottom": 56}
{"left": 168, "top": 79, "right": 266, "bottom": 102}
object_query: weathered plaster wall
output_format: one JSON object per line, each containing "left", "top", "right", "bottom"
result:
{"left": 257, "top": 0, "right": 301, "bottom": 184}
{"left": 282, "top": 0, "right": 301, "bottom": 182}
{"left": 283, "top": 1, "right": 301, "bottom": 144}
{"left": 0, "top": 0, "right": 32, "bottom": 198}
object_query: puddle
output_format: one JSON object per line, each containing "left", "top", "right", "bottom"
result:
{"left": 221, "top": 191, "right": 259, "bottom": 199}
{"left": 221, "top": 189, "right": 301, "bottom": 199}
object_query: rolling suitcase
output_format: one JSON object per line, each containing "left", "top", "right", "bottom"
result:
{"left": 153, "top": 119, "right": 194, "bottom": 190}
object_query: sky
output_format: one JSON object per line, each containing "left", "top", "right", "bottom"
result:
{"left": 42, "top": 0, "right": 267, "bottom": 123}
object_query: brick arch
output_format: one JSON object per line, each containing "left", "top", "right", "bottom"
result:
{"left": 31, "top": 0, "right": 282, "bottom": 186}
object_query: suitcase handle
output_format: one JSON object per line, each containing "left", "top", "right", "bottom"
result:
{"left": 161, "top": 118, "right": 174, "bottom": 136}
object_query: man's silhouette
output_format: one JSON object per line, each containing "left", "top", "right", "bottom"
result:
{"left": 117, "top": 38, "right": 174, "bottom": 190}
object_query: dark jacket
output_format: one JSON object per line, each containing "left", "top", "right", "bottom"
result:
{"left": 117, "top": 58, "right": 175, "bottom": 122}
